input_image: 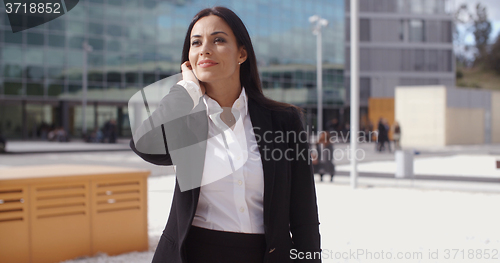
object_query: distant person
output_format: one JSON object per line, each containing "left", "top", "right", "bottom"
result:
{"left": 103, "top": 120, "right": 111, "bottom": 142}
{"left": 47, "top": 128, "right": 56, "bottom": 141}
{"left": 103, "top": 119, "right": 118, "bottom": 143}
{"left": 312, "top": 132, "right": 335, "bottom": 182}
{"left": 377, "top": 118, "right": 390, "bottom": 152}
{"left": 86, "top": 128, "right": 104, "bottom": 143}
{"left": 326, "top": 118, "right": 339, "bottom": 133}
{"left": 38, "top": 122, "right": 50, "bottom": 140}
{"left": 392, "top": 121, "right": 401, "bottom": 150}
{"left": 56, "top": 127, "right": 69, "bottom": 142}
{"left": 108, "top": 119, "right": 117, "bottom": 143}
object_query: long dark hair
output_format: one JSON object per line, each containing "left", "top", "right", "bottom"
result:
{"left": 181, "top": 6, "right": 304, "bottom": 118}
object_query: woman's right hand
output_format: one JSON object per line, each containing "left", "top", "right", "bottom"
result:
{"left": 181, "top": 61, "right": 206, "bottom": 95}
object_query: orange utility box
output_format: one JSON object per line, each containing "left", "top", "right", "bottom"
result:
{"left": 0, "top": 165, "right": 150, "bottom": 263}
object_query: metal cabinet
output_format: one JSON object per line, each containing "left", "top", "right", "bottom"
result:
{"left": 0, "top": 165, "right": 150, "bottom": 263}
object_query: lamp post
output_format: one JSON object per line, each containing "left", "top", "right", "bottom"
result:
{"left": 309, "top": 15, "right": 328, "bottom": 135}
{"left": 350, "top": 0, "right": 359, "bottom": 189}
{"left": 82, "top": 41, "right": 93, "bottom": 138}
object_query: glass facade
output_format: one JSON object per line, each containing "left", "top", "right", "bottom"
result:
{"left": 0, "top": 0, "right": 344, "bottom": 139}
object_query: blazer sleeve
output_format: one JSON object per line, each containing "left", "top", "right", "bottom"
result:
{"left": 130, "top": 83, "right": 199, "bottom": 166}
{"left": 288, "top": 107, "right": 322, "bottom": 262}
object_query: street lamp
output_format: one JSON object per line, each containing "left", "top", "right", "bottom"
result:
{"left": 350, "top": 0, "right": 359, "bottom": 189}
{"left": 309, "top": 15, "right": 328, "bottom": 135}
{"left": 82, "top": 41, "right": 93, "bottom": 138}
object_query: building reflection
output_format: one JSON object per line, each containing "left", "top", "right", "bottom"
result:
{"left": 0, "top": 0, "right": 345, "bottom": 139}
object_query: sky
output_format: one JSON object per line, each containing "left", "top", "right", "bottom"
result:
{"left": 455, "top": 0, "right": 500, "bottom": 44}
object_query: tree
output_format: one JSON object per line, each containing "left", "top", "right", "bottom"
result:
{"left": 490, "top": 33, "right": 500, "bottom": 74}
{"left": 472, "top": 3, "right": 491, "bottom": 67}
{"left": 453, "top": 4, "right": 473, "bottom": 67}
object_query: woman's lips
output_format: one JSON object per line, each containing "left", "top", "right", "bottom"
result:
{"left": 198, "top": 60, "right": 218, "bottom": 68}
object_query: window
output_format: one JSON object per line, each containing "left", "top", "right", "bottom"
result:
{"left": 414, "top": 49, "right": 425, "bottom": 71}
{"left": 68, "top": 84, "right": 82, "bottom": 94}
{"left": 3, "top": 63, "right": 23, "bottom": 78}
{"left": 45, "top": 49, "right": 65, "bottom": 66}
{"left": 441, "top": 21, "right": 452, "bottom": 43}
{"left": 125, "top": 72, "right": 139, "bottom": 84}
{"left": 397, "top": 0, "right": 408, "bottom": 13}
{"left": 4, "top": 82, "right": 23, "bottom": 95}
{"left": 68, "top": 36, "right": 85, "bottom": 49}
{"left": 143, "top": 72, "right": 156, "bottom": 85}
{"left": 27, "top": 33, "right": 44, "bottom": 46}
{"left": 105, "top": 53, "right": 121, "bottom": 66}
{"left": 89, "top": 5, "right": 104, "bottom": 20}
{"left": 106, "top": 24, "right": 122, "bottom": 37}
{"left": 399, "top": 20, "right": 405, "bottom": 41}
{"left": 25, "top": 49, "right": 44, "bottom": 65}
{"left": 66, "top": 70, "right": 82, "bottom": 81}
{"left": 360, "top": 19, "right": 370, "bottom": 42}
{"left": 427, "top": 50, "right": 438, "bottom": 71}
{"left": 410, "top": 0, "right": 424, "bottom": 14}
{"left": 26, "top": 66, "right": 44, "bottom": 81}
{"left": 4, "top": 30, "right": 22, "bottom": 44}
{"left": 49, "top": 34, "right": 66, "bottom": 47}
{"left": 26, "top": 83, "right": 44, "bottom": 96}
{"left": 88, "top": 72, "right": 104, "bottom": 82}
{"left": 88, "top": 53, "right": 104, "bottom": 66}
{"left": 89, "top": 23, "right": 104, "bottom": 35}
{"left": 67, "top": 20, "right": 85, "bottom": 34}
{"left": 360, "top": 77, "right": 371, "bottom": 100}
{"left": 409, "top": 19, "right": 425, "bottom": 42}
{"left": 88, "top": 38, "right": 104, "bottom": 51}
{"left": 106, "top": 39, "right": 122, "bottom": 52}
{"left": 108, "top": 0, "right": 122, "bottom": 6}
{"left": 48, "top": 83, "right": 64, "bottom": 96}
{"left": 107, "top": 72, "right": 121, "bottom": 83}
{"left": 48, "top": 67, "right": 65, "bottom": 80}
{"left": 48, "top": 18, "right": 65, "bottom": 31}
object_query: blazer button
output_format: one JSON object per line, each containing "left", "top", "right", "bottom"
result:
{"left": 269, "top": 248, "right": 276, "bottom": 253}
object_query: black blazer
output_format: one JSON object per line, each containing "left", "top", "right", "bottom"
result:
{"left": 130, "top": 84, "right": 321, "bottom": 263}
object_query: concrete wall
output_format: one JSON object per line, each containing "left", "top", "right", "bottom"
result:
{"left": 446, "top": 108, "right": 484, "bottom": 145}
{"left": 492, "top": 92, "right": 500, "bottom": 143}
{"left": 395, "top": 86, "right": 447, "bottom": 147}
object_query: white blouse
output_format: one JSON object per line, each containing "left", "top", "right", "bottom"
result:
{"left": 177, "top": 80, "right": 265, "bottom": 234}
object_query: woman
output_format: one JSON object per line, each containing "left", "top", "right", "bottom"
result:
{"left": 392, "top": 121, "right": 401, "bottom": 150}
{"left": 130, "top": 7, "right": 321, "bottom": 263}
{"left": 312, "top": 132, "right": 335, "bottom": 182}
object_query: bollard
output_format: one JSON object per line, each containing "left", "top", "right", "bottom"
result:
{"left": 395, "top": 150, "right": 414, "bottom": 178}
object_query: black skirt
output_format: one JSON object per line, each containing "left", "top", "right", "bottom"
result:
{"left": 185, "top": 225, "right": 266, "bottom": 263}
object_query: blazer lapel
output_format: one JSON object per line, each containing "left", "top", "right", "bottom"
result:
{"left": 247, "top": 98, "right": 275, "bottom": 232}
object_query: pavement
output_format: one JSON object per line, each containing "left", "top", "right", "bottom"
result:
{"left": 1, "top": 139, "right": 132, "bottom": 154}
{"left": 60, "top": 174, "right": 500, "bottom": 263}
{"left": 2, "top": 139, "right": 500, "bottom": 187}
{"left": 2, "top": 140, "right": 500, "bottom": 263}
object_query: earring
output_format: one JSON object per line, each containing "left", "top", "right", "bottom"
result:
{"left": 238, "top": 62, "right": 242, "bottom": 64}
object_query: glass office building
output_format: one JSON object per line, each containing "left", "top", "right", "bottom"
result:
{"left": 0, "top": 0, "right": 345, "bottom": 139}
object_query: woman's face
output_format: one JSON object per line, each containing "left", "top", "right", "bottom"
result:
{"left": 188, "top": 15, "right": 247, "bottom": 84}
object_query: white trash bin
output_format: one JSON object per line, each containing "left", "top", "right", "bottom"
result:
{"left": 395, "top": 150, "right": 413, "bottom": 178}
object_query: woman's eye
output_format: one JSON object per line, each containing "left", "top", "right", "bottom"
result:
{"left": 191, "top": 40, "right": 200, "bottom": 46}
{"left": 214, "top": 37, "right": 225, "bottom": 43}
